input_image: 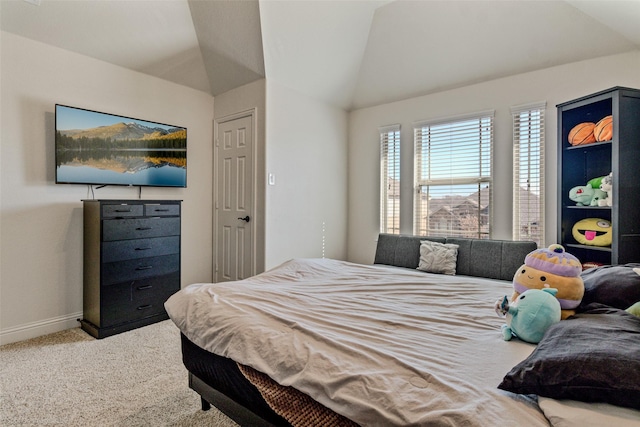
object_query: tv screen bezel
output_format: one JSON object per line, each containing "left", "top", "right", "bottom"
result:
{"left": 55, "top": 104, "right": 187, "bottom": 188}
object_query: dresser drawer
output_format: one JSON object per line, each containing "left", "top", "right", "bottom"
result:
{"left": 101, "top": 302, "right": 162, "bottom": 326}
{"left": 102, "top": 254, "right": 180, "bottom": 285}
{"left": 101, "top": 236, "right": 180, "bottom": 263}
{"left": 100, "top": 273, "right": 179, "bottom": 327}
{"left": 102, "top": 217, "right": 180, "bottom": 241}
{"left": 102, "top": 204, "right": 144, "bottom": 218}
{"left": 131, "top": 272, "right": 180, "bottom": 303}
{"left": 145, "top": 203, "right": 180, "bottom": 216}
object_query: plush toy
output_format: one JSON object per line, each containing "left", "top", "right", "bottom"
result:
{"left": 586, "top": 175, "right": 605, "bottom": 190}
{"left": 495, "top": 288, "right": 561, "bottom": 344}
{"left": 569, "top": 175, "right": 607, "bottom": 206}
{"left": 626, "top": 302, "right": 640, "bottom": 317}
{"left": 598, "top": 172, "right": 613, "bottom": 207}
{"left": 512, "top": 244, "right": 584, "bottom": 319}
{"left": 572, "top": 218, "right": 612, "bottom": 247}
{"left": 569, "top": 185, "right": 607, "bottom": 206}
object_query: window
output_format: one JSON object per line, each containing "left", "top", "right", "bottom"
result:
{"left": 380, "top": 124, "right": 400, "bottom": 234}
{"left": 512, "top": 102, "right": 545, "bottom": 247}
{"left": 413, "top": 111, "right": 494, "bottom": 238}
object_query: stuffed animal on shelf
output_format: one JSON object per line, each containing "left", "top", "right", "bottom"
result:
{"left": 569, "top": 185, "right": 607, "bottom": 206}
{"left": 598, "top": 172, "right": 613, "bottom": 207}
{"left": 495, "top": 288, "right": 561, "bottom": 344}
{"left": 569, "top": 175, "right": 607, "bottom": 206}
{"left": 572, "top": 218, "right": 612, "bottom": 247}
{"left": 512, "top": 244, "right": 584, "bottom": 320}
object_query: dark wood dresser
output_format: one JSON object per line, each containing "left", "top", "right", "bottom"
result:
{"left": 80, "top": 199, "right": 181, "bottom": 338}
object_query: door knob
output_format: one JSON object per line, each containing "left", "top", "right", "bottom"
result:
{"left": 237, "top": 215, "right": 251, "bottom": 222}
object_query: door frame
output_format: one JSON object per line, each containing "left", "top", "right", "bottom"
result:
{"left": 213, "top": 108, "right": 258, "bottom": 281}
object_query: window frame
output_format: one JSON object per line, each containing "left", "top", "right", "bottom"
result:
{"left": 512, "top": 101, "right": 546, "bottom": 247}
{"left": 413, "top": 111, "right": 494, "bottom": 238}
{"left": 380, "top": 124, "right": 401, "bottom": 234}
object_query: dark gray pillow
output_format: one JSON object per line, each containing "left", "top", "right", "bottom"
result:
{"left": 578, "top": 263, "right": 640, "bottom": 310}
{"left": 498, "top": 305, "right": 640, "bottom": 410}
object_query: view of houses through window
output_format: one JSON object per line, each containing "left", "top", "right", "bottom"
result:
{"left": 512, "top": 103, "right": 545, "bottom": 247}
{"left": 380, "top": 125, "right": 400, "bottom": 234}
{"left": 380, "top": 106, "right": 542, "bottom": 242}
{"left": 413, "top": 113, "right": 493, "bottom": 238}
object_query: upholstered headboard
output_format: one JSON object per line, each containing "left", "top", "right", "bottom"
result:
{"left": 374, "top": 234, "right": 537, "bottom": 281}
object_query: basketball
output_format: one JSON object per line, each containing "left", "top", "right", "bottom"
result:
{"left": 568, "top": 122, "right": 596, "bottom": 146}
{"left": 594, "top": 115, "right": 613, "bottom": 142}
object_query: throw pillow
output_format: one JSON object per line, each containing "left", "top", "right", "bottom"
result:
{"left": 417, "top": 240, "right": 459, "bottom": 275}
{"left": 578, "top": 263, "right": 640, "bottom": 310}
{"left": 498, "top": 305, "right": 640, "bottom": 410}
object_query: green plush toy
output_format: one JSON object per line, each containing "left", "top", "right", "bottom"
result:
{"left": 626, "top": 302, "right": 640, "bottom": 317}
{"left": 495, "top": 288, "right": 562, "bottom": 344}
{"left": 587, "top": 175, "right": 605, "bottom": 190}
{"left": 569, "top": 185, "right": 607, "bottom": 206}
{"left": 568, "top": 175, "right": 608, "bottom": 207}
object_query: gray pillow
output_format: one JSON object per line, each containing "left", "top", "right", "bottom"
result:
{"left": 499, "top": 305, "right": 640, "bottom": 410}
{"left": 578, "top": 263, "right": 640, "bottom": 310}
{"left": 417, "top": 240, "right": 459, "bottom": 275}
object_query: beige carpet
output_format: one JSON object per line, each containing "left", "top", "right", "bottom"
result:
{"left": 0, "top": 320, "right": 239, "bottom": 427}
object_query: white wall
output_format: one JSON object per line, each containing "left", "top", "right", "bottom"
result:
{"left": 347, "top": 51, "right": 640, "bottom": 265}
{"left": 0, "top": 32, "right": 214, "bottom": 344}
{"left": 265, "top": 81, "right": 348, "bottom": 268}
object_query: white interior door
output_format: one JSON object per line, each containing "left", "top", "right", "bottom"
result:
{"left": 215, "top": 114, "right": 254, "bottom": 282}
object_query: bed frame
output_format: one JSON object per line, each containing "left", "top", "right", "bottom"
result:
{"left": 183, "top": 234, "right": 537, "bottom": 426}
{"left": 189, "top": 372, "right": 279, "bottom": 427}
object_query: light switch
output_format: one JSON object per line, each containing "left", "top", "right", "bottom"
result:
{"left": 268, "top": 173, "right": 276, "bottom": 186}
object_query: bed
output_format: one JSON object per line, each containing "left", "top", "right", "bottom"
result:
{"left": 165, "top": 234, "right": 640, "bottom": 426}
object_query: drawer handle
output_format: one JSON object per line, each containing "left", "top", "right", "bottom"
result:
{"left": 114, "top": 209, "right": 132, "bottom": 213}
{"left": 137, "top": 285, "right": 153, "bottom": 290}
{"left": 137, "top": 304, "right": 153, "bottom": 310}
{"left": 135, "top": 247, "right": 152, "bottom": 251}
{"left": 153, "top": 209, "right": 170, "bottom": 212}
{"left": 136, "top": 265, "right": 153, "bottom": 271}
{"left": 136, "top": 227, "right": 152, "bottom": 231}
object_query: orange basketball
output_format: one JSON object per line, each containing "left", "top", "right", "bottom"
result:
{"left": 568, "top": 122, "right": 596, "bottom": 146}
{"left": 594, "top": 115, "right": 613, "bottom": 142}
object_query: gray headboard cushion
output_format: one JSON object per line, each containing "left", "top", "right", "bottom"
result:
{"left": 374, "top": 234, "right": 445, "bottom": 268}
{"left": 445, "top": 238, "right": 473, "bottom": 277}
{"left": 374, "top": 234, "right": 537, "bottom": 281}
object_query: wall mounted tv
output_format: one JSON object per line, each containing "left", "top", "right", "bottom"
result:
{"left": 55, "top": 104, "right": 187, "bottom": 188}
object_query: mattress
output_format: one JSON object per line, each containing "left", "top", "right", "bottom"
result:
{"left": 166, "top": 258, "right": 550, "bottom": 426}
{"left": 180, "top": 332, "right": 291, "bottom": 426}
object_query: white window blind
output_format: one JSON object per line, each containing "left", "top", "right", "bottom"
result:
{"left": 413, "top": 111, "right": 494, "bottom": 238}
{"left": 512, "top": 102, "right": 545, "bottom": 247}
{"left": 380, "top": 124, "right": 401, "bottom": 234}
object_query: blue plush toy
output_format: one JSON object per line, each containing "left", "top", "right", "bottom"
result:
{"left": 495, "top": 288, "right": 561, "bottom": 344}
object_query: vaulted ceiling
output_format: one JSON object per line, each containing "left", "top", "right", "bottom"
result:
{"left": 2, "top": 0, "right": 640, "bottom": 111}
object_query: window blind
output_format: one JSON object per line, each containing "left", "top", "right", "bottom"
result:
{"left": 512, "top": 102, "right": 545, "bottom": 247}
{"left": 380, "top": 124, "right": 400, "bottom": 234}
{"left": 413, "top": 112, "right": 493, "bottom": 238}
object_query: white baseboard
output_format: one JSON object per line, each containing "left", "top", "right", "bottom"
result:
{"left": 0, "top": 312, "right": 83, "bottom": 345}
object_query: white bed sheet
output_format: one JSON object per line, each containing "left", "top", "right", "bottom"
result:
{"left": 165, "top": 258, "right": 550, "bottom": 426}
{"left": 538, "top": 397, "right": 640, "bottom": 427}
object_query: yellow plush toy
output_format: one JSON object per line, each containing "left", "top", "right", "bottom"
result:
{"left": 512, "top": 244, "right": 584, "bottom": 320}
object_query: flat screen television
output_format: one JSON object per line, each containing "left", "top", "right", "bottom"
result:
{"left": 55, "top": 104, "right": 187, "bottom": 188}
